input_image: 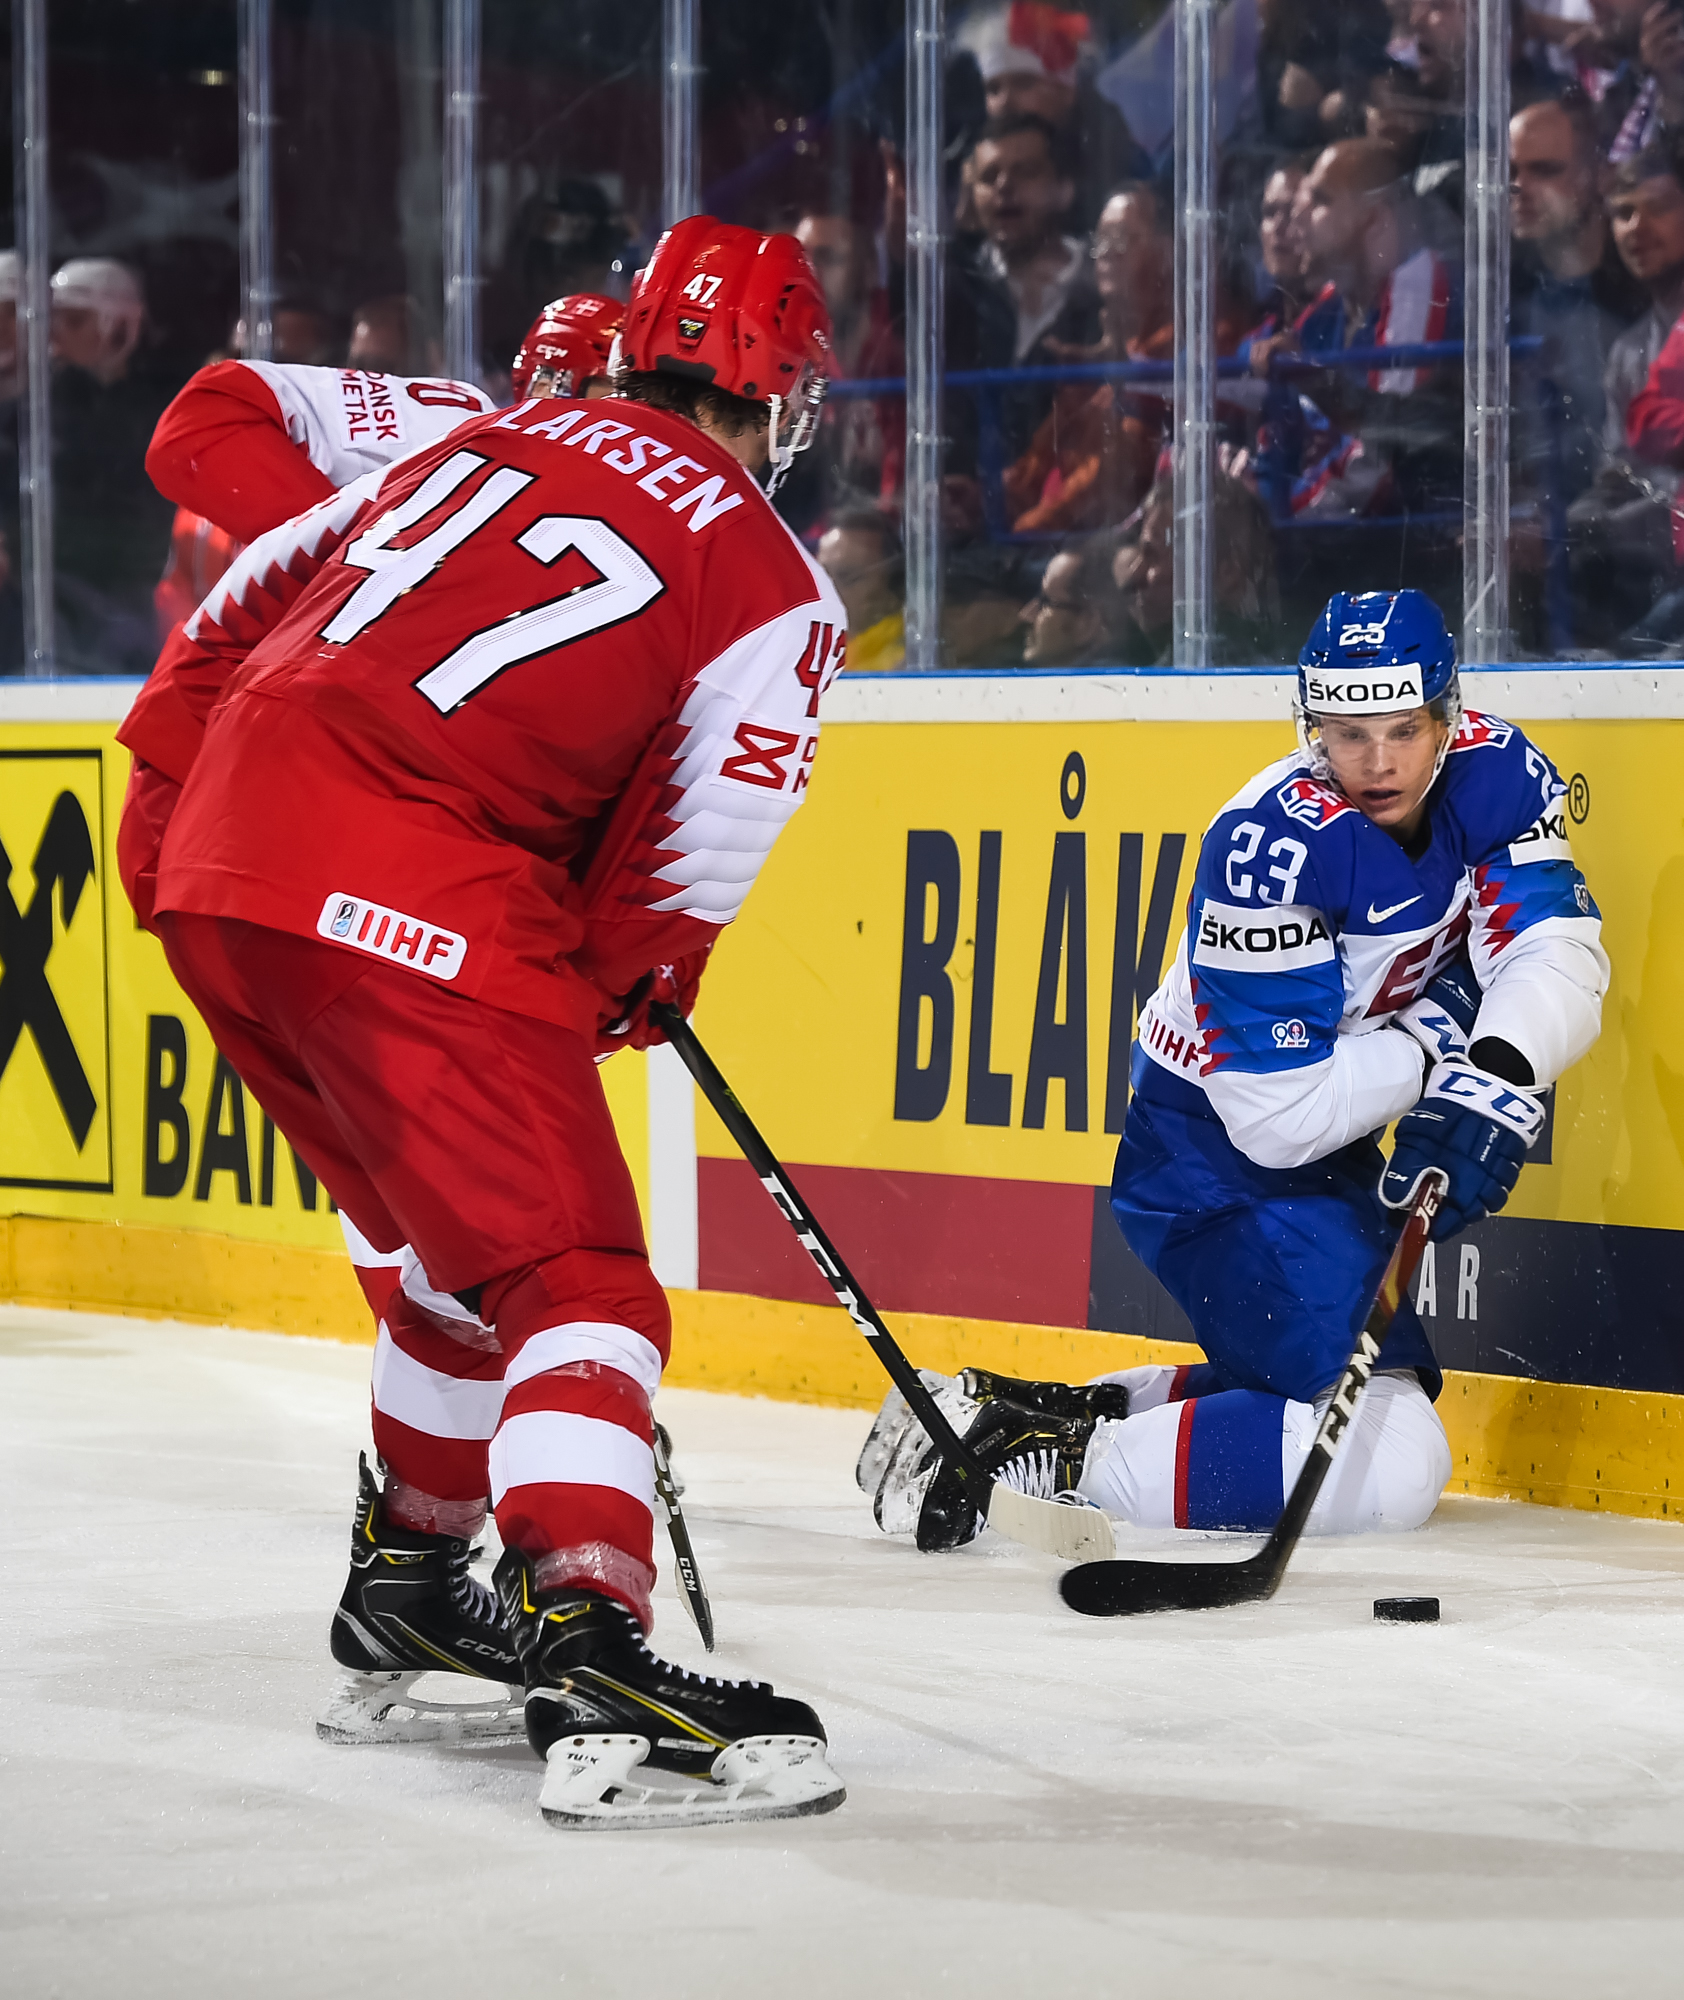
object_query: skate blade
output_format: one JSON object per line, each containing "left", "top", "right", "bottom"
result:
{"left": 316, "top": 1670, "right": 526, "bottom": 1746}
{"left": 985, "top": 1485, "right": 1116, "bottom": 1564}
{"left": 871, "top": 1377, "right": 979, "bottom": 1535}
{"left": 538, "top": 1732, "right": 846, "bottom": 1830}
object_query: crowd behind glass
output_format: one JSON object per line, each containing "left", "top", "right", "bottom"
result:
{"left": 8, "top": 0, "right": 1684, "bottom": 674}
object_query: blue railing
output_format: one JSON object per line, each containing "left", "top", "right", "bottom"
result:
{"left": 826, "top": 336, "right": 1573, "bottom": 647}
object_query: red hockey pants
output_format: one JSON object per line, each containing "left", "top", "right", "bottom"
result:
{"left": 157, "top": 911, "right": 670, "bottom": 1627}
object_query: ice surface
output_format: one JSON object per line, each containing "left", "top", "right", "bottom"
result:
{"left": 4, "top": 1303, "right": 1684, "bottom": 1999}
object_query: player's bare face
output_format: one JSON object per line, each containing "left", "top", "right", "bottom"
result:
{"left": 1318, "top": 707, "right": 1449, "bottom": 840}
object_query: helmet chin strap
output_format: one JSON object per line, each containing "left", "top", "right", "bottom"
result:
{"left": 762, "top": 368, "right": 828, "bottom": 497}
{"left": 764, "top": 393, "right": 792, "bottom": 496}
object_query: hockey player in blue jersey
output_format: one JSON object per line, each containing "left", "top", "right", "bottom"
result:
{"left": 862, "top": 590, "right": 1608, "bottom": 1549}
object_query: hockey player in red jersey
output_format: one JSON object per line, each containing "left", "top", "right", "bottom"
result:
{"left": 144, "top": 295, "right": 623, "bottom": 648}
{"left": 130, "top": 296, "right": 627, "bottom": 1325}
{"left": 508, "top": 291, "right": 623, "bottom": 401}
{"left": 126, "top": 298, "right": 618, "bottom": 927}
{"left": 116, "top": 222, "right": 849, "bottom": 1828}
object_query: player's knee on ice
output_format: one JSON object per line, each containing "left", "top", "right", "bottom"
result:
{"left": 1077, "top": 1370, "right": 1450, "bottom": 1534}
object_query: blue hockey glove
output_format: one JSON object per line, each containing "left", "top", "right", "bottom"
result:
{"left": 1393, "top": 957, "right": 1483, "bottom": 1068}
{"left": 1382, "top": 1061, "right": 1545, "bottom": 1241}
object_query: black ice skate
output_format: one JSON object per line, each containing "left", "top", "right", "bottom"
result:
{"left": 494, "top": 1550, "right": 846, "bottom": 1829}
{"left": 960, "top": 1367, "right": 1131, "bottom": 1424}
{"left": 915, "top": 1400, "right": 1101, "bottom": 1553}
{"left": 316, "top": 1454, "right": 525, "bottom": 1746}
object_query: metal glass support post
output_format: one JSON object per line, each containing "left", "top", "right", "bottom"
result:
{"left": 1172, "top": 0, "right": 1216, "bottom": 669}
{"left": 237, "top": 0, "right": 275, "bottom": 362}
{"left": 662, "top": 0, "right": 701, "bottom": 226}
{"left": 443, "top": 0, "right": 481, "bottom": 381}
{"left": 904, "top": 0, "right": 945, "bottom": 672}
{"left": 11, "top": 0, "right": 53, "bottom": 675}
{"left": 1463, "top": 0, "right": 1510, "bottom": 663}
{"left": 396, "top": 0, "right": 443, "bottom": 357}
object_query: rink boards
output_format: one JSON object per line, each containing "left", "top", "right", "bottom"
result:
{"left": 2, "top": 671, "right": 1681, "bottom": 1520}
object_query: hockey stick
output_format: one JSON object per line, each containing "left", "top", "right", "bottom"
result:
{"left": 652, "top": 1422, "right": 715, "bottom": 1651}
{"left": 650, "top": 1004, "right": 1113, "bottom": 1564}
{"left": 1060, "top": 1169, "right": 1448, "bottom": 1617}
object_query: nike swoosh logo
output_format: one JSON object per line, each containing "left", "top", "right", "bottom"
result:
{"left": 1367, "top": 896, "right": 1422, "bottom": 923}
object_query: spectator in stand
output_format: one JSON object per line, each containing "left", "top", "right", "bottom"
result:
{"left": 1624, "top": 298, "right": 1684, "bottom": 466}
{"left": 1409, "top": 0, "right": 1471, "bottom": 209}
{"left": 1112, "top": 472, "right": 1280, "bottom": 666}
{"left": 795, "top": 214, "right": 880, "bottom": 377}
{"left": 956, "top": 3, "right": 1150, "bottom": 231}
{"left": 792, "top": 211, "right": 901, "bottom": 516}
{"left": 958, "top": 113, "right": 1098, "bottom": 368}
{"left": 1566, "top": 141, "right": 1684, "bottom": 642}
{"left": 1222, "top": 162, "right": 1313, "bottom": 470}
{"left": 233, "top": 297, "right": 340, "bottom": 367}
{"left": 952, "top": 111, "right": 1100, "bottom": 470}
{"left": 818, "top": 509, "right": 906, "bottom": 673}
{"left": 1611, "top": 301, "right": 1684, "bottom": 642}
{"left": 944, "top": 545, "right": 1036, "bottom": 667}
{"left": 347, "top": 294, "right": 443, "bottom": 376}
{"left": 1364, "top": 58, "right": 1442, "bottom": 164}
{"left": 1001, "top": 182, "right": 1174, "bottom": 534}
{"left": 1359, "top": 52, "right": 1461, "bottom": 258}
{"left": 483, "top": 180, "right": 635, "bottom": 377}
{"left": 1578, "top": 0, "right": 1684, "bottom": 160}
{"left": 1253, "top": 0, "right": 1392, "bottom": 154}
{"left": 49, "top": 257, "right": 174, "bottom": 675}
{"left": 1509, "top": 93, "right": 1648, "bottom": 647}
{"left": 1256, "top": 160, "right": 1315, "bottom": 331}
{"left": 1017, "top": 536, "right": 1126, "bottom": 667}
{"left": 1603, "top": 144, "right": 1684, "bottom": 434}
{"left": 1252, "top": 138, "right": 1462, "bottom": 524}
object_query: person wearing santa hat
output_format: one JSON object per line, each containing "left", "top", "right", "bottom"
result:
{"left": 956, "top": 3, "right": 1148, "bottom": 231}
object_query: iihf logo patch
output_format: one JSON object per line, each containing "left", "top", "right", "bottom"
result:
{"left": 1271, "top": 1018, "right": 1310, "bottom": 1049}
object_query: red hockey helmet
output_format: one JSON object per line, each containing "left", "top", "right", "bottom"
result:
{"left": 617, "top": 216, "right": 832, "bottom": 490}
{"left": 510, "top": 292, "right": 624, "bottom": 400}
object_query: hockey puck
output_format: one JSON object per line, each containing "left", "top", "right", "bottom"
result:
{"left": 1374, "top": 1596, "right": 1439, "bottom": 1623}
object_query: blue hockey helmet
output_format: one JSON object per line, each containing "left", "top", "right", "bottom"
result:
{"left": 1295, "top": 590, "right": 1460, "bottom": 776}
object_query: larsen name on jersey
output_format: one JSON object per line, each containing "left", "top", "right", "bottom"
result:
{"left": 1137, "top": 708, "right": 1606, "bottom": 1168}
{"left": 130, "top": 393, "right": 848, "bottom": 1039}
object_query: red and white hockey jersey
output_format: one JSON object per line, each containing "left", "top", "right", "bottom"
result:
{"left": 123, "top": 397, "right": 848, "bottom": 1034}
{"left": 146, "top": 360, "right": 494, "bottom": 544}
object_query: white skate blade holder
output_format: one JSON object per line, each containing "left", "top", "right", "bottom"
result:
{"left": 539, "top": 1733, "right": 846, "bottom": 1830}
{"left": 986, "top": 1484, "right": 1115, "bottom": 1563}
{"left": 317, "top": 1670, "right": 526, "bottom": 1746}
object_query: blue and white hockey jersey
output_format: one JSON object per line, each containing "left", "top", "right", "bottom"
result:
{"left": 1137, "top": 711, "right": 1609, "bottom": 1170}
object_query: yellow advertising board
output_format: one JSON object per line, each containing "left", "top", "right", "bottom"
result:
{"left": 0, "top": 717, "right": 649, "bottom": 1325}
{"left": 692, "top": 707, "right": 1684, "bottom": 1394}
{"left": 1, "top": 690, "right": 1681, "bottom": 1521}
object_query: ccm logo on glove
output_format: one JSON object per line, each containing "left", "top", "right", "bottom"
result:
{"left": 1425, "top": 1065, "right": 1544, "bottom": 1139}
{"left": 1382, "top": 1060, "right": 1544, "bottom": 1241}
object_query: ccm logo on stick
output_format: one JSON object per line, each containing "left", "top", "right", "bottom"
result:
{"left": 1192, "top": 899, "right": 1335, "bottom": 971}
{"left": 316, "top": 893, "right": 467, "bottom": 981}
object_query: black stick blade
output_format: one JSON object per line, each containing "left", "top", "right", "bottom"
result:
{"left": 1059, "top": 1553, "right": 1280, "bottom": 1617}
